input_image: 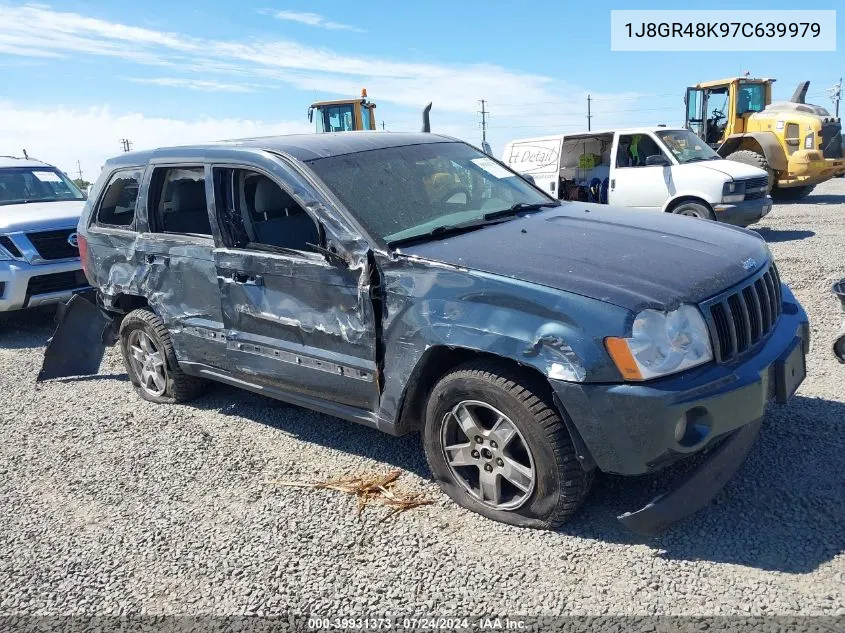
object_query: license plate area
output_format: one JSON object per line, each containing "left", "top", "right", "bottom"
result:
{"left": 774, "top": 338, "right": 806, "bottom": 403}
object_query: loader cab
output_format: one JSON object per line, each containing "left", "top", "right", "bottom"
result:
{"left": 308, "top": 90, "right": 378, "bottom": 133}
{"left": 685, "top": 78, "right": 772, "bottom": 146}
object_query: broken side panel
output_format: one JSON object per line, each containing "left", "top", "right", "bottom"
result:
{"left": 214, "top": 247, "right": 381, "bottom": 410}
{"left": 37, "top": 293, "right": 117, "bottom": 382}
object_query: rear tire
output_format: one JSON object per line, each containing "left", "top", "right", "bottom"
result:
{"left": 422, "top": 360, "right": 592, "bottom": 529}
{"left": 670, "top": 201, "right": 716, "bottom": 221}
{"left": 119, "top": 308, "right": 207, "bottom": 404}
{"left": 834, "top": 333, "right": 845, "bottom": 364}
{"left": 772, "top": 185, "right": 815, "bottom": 200}
{"left": 726, "top": 150, "right": 775, "bottom": 192}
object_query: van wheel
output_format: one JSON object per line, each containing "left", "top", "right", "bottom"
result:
{"left": 726, "top": 150, "right": 775, "bottom": 192}
{"left": 422, "top": 360, "right": 592, "bottom": 529}
{"left": 671, "top": 201, "right": 716, "bottom": 221}
{"left": 119, "top": 308, "right": 207, "bottom": 404}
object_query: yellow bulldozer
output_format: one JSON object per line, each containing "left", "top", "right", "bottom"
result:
{"left": 685, "top": 77, "right": 845, "bottom": 199}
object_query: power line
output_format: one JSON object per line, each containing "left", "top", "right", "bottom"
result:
{"left": 586, "top": 94, "right": 592, "bottom": 131}
{"left": 828, "top": 78, "right": 842, "bottom": 117}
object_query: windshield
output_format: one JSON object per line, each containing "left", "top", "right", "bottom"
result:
{"left": 0, "top": 167, "right": 85, "bottom": 206}
{"left": 307, "top": 142, "right": 554, "bottom": 246}
{"left": 655, "top": 130, "right": 720, "bottom": 164}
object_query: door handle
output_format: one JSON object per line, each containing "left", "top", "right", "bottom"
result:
{"left": 610, "top": 179, "right": 615, "bottom": 190}
{"left": 144, "top": 253, "right": 170, "bottom": 266}
{"left": 232, "top": 271, "right": 264, "bottom": 286}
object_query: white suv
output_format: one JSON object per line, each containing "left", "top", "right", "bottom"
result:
{"left": 0, "top": 156, "right": 89, "bottom": 312}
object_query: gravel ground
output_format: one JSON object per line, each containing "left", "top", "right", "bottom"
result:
{"left": 0, "top": 179, "right": 843, "bottom": 620}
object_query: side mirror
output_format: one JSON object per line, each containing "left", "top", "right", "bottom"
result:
{"left": 645, "top": 154, "right": 671, "bottom": 167}
{"left": 521, "top": 174, "right": 536, "bottom": 185}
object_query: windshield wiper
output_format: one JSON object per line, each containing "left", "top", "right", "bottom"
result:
{"left": 483, "top": 201, "right": 560, "bottom": 221}
{"left": 388, "top": 220, "right": 493, "bottom": 248}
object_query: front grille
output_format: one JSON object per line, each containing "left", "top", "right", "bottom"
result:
{"left": 25, "top": 270, "right": 88, "bottom": 300}
{"left": 707, "top": 263, "right": 782, "bottom": 363}
{"left": 742, "top": 175, "right": 770, "bottom": 200}
{"left": 26, "top": 229, "right": 78, "bottom": 260}
{"left": 821, "top": 122, "right": 842, "bottom": 159}
{"left": 0, "top": 235, "right": 22, "bottom": 258}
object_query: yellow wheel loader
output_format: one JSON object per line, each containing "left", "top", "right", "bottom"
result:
{"left": 685, "top": 77, "right": 845, "bottom": 199}
{"left": 308, "top": 89, "right": 379, "bottom": 133}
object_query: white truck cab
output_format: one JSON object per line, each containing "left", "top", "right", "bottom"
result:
{"left": 502, "top": 127, "right": 773, "bottom": 226}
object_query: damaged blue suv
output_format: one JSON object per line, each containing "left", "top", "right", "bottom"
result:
{"left": 39, "top": 133, "right": 809, "bottom": 534}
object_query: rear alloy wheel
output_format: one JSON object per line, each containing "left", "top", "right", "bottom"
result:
{"left": 423, "top": 360, "right": 592, "bottom": 528}
{"left": 119, "top": 308, "right": 207, "bottom": 404}
{"left": 671, "top": 201, "right": 716, "bottom": 221}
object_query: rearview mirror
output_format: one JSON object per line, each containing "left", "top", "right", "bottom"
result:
{"left": 645, "top": 154, "right": 671, "bottom": 166}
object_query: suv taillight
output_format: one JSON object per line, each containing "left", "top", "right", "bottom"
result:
{"left": 77, "top": 233, "right": 91, "bottom": 280}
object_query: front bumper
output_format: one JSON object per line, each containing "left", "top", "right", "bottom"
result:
{"left": 713, "top": 195, "right": 773, "bottom": 227}
{"left": 551, "top": 287, "right": 808, "bottom": 533}
{"left": 0, "top": 259, "right": 89, "bottom": 312}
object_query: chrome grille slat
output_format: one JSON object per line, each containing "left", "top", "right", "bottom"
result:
{"left": 707, "top": 262, "right": 782, "bottom": 364}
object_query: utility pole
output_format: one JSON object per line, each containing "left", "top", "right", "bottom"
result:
{"left": 828, "top": 78, "right": 842, "bottom": 118}
{"left": 478, "top": 99, "right": 489, "bottom": 147}
{"left": 586, "top": 94, "right": 592, "bottom": 131}
{"left": 75, "top": 160, "right": 83, "bottom": 181}
{"left": 119, "top": 138, "right": 133, "bottom": 153}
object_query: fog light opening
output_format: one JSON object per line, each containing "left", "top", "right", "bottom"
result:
{"left": 676, "top": 407, "right": 711, "bottom": 448}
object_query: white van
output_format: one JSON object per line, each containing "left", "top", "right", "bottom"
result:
{"left": 502, "top": 127, "right": 772, "bottom": 226}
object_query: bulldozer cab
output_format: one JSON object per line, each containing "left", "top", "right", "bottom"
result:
{"left": 685, "top": 78, "right": 773, "bottom": 146}
{"left": 308, "top": 90, "right": 377, "bottom": 133}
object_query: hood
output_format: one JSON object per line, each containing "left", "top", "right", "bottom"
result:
{"left": 398, "top": 204, "right": 770, "bottom": 312}
{"left": 0, "top": 200, "right": 86, "bottom": 232}
{"left": 695, "top": 159, "right": 768, "bottom": 180}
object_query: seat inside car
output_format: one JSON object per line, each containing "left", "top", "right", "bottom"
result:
{"left": 165, "top": 180, "right": 211, "bottom": 235}
{"left": 251, "top": 177, "right": 319, "bottom": 250}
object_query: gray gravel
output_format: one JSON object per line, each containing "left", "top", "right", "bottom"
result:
{"left": 0, "top": 179, "right": 843, "bottom": 619}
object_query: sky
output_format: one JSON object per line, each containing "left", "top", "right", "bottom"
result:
{"left": 0, "top": 1, "right": 842, "bottom": 181}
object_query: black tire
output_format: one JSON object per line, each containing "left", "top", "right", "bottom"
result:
{"left": 834, "top": 333, "right": 845, "bottom": 364}
{"left": 422, "top": 360, "right": 593, "bottom": 529}
{"left": 772, "top": 185, "right": 815, "bottom": 200}
{"left": 726, "top": 150, "right": 776, "bottom": 192}
{"left": 119, "top": 308, "right": 207, "bottom": 404}
{"left": 670, "top": 200, "right": 716, "bottom": 221}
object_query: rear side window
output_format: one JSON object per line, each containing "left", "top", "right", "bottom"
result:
{"left": 149, "top": 167, "right": 212, "bottom": 236}
{"left": 95, "top": 169, "right": 141, "bottom": 227}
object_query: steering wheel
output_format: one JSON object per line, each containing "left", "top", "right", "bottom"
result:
{"left": 437, "top": 186, "right": 471, "bottom": 206}
{"left": 710, "top": 108, "right": 726, "bottom": 122}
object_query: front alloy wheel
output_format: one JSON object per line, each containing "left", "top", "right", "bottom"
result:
{"left": 441, "top": 400, "right": 536, "bottom": 510}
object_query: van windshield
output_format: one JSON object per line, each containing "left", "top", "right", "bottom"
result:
{"left": 655, "top": 130, "right": 721, "bottom": 164}
{"left": 0, "top": 167, "right": 85, "bottom": 206}
{"left": 307, "top": 141, "right": 555, "bottom": 247}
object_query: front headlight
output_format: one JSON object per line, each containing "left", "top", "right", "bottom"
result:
{"left": 605, "top": 305, "right": 713, "bottom": 381}
{"left": 722, "top": 180, "right": 745, "bottom": 203}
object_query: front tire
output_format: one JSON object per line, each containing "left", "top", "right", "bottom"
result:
{"left": 119, "top": 308, "right": 207, "bottom": 404}
{"left": 671, "top": 201, "right": 716, "bottom": 221}
{"left": 726, "top": 150, "right": 775, "bottom": 192}
{"left": 422, "top": 360, "right": 592, "bottom": 529}
{"left": 772, "top": 185, "right": 815, "bottom": 200}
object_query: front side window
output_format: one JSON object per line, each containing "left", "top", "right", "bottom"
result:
{"left": 307, "top": 141, "right": 554, "bottom": 246}
{"left": 95, "top": 169, "right": 142, "bottom": 227}
{"left": 0, "top": 167, "right": 84, "bottom": 206}
{"left": 655, "top": 130, "right": 721, "bottom": 164}
{"left": 320, "top": 104, "right": 356, "bottom": 132}
{"left": 149, "top": 167, "right": 211, "bottom": 236}
{"left": 213, "top": 168, "right": 319, "bottom": 252}
{"left": 360, "top": 106, "right": 373, "bottom": 130}
{"left": 615, "top": 134, "right": 666, "bottom": 168}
